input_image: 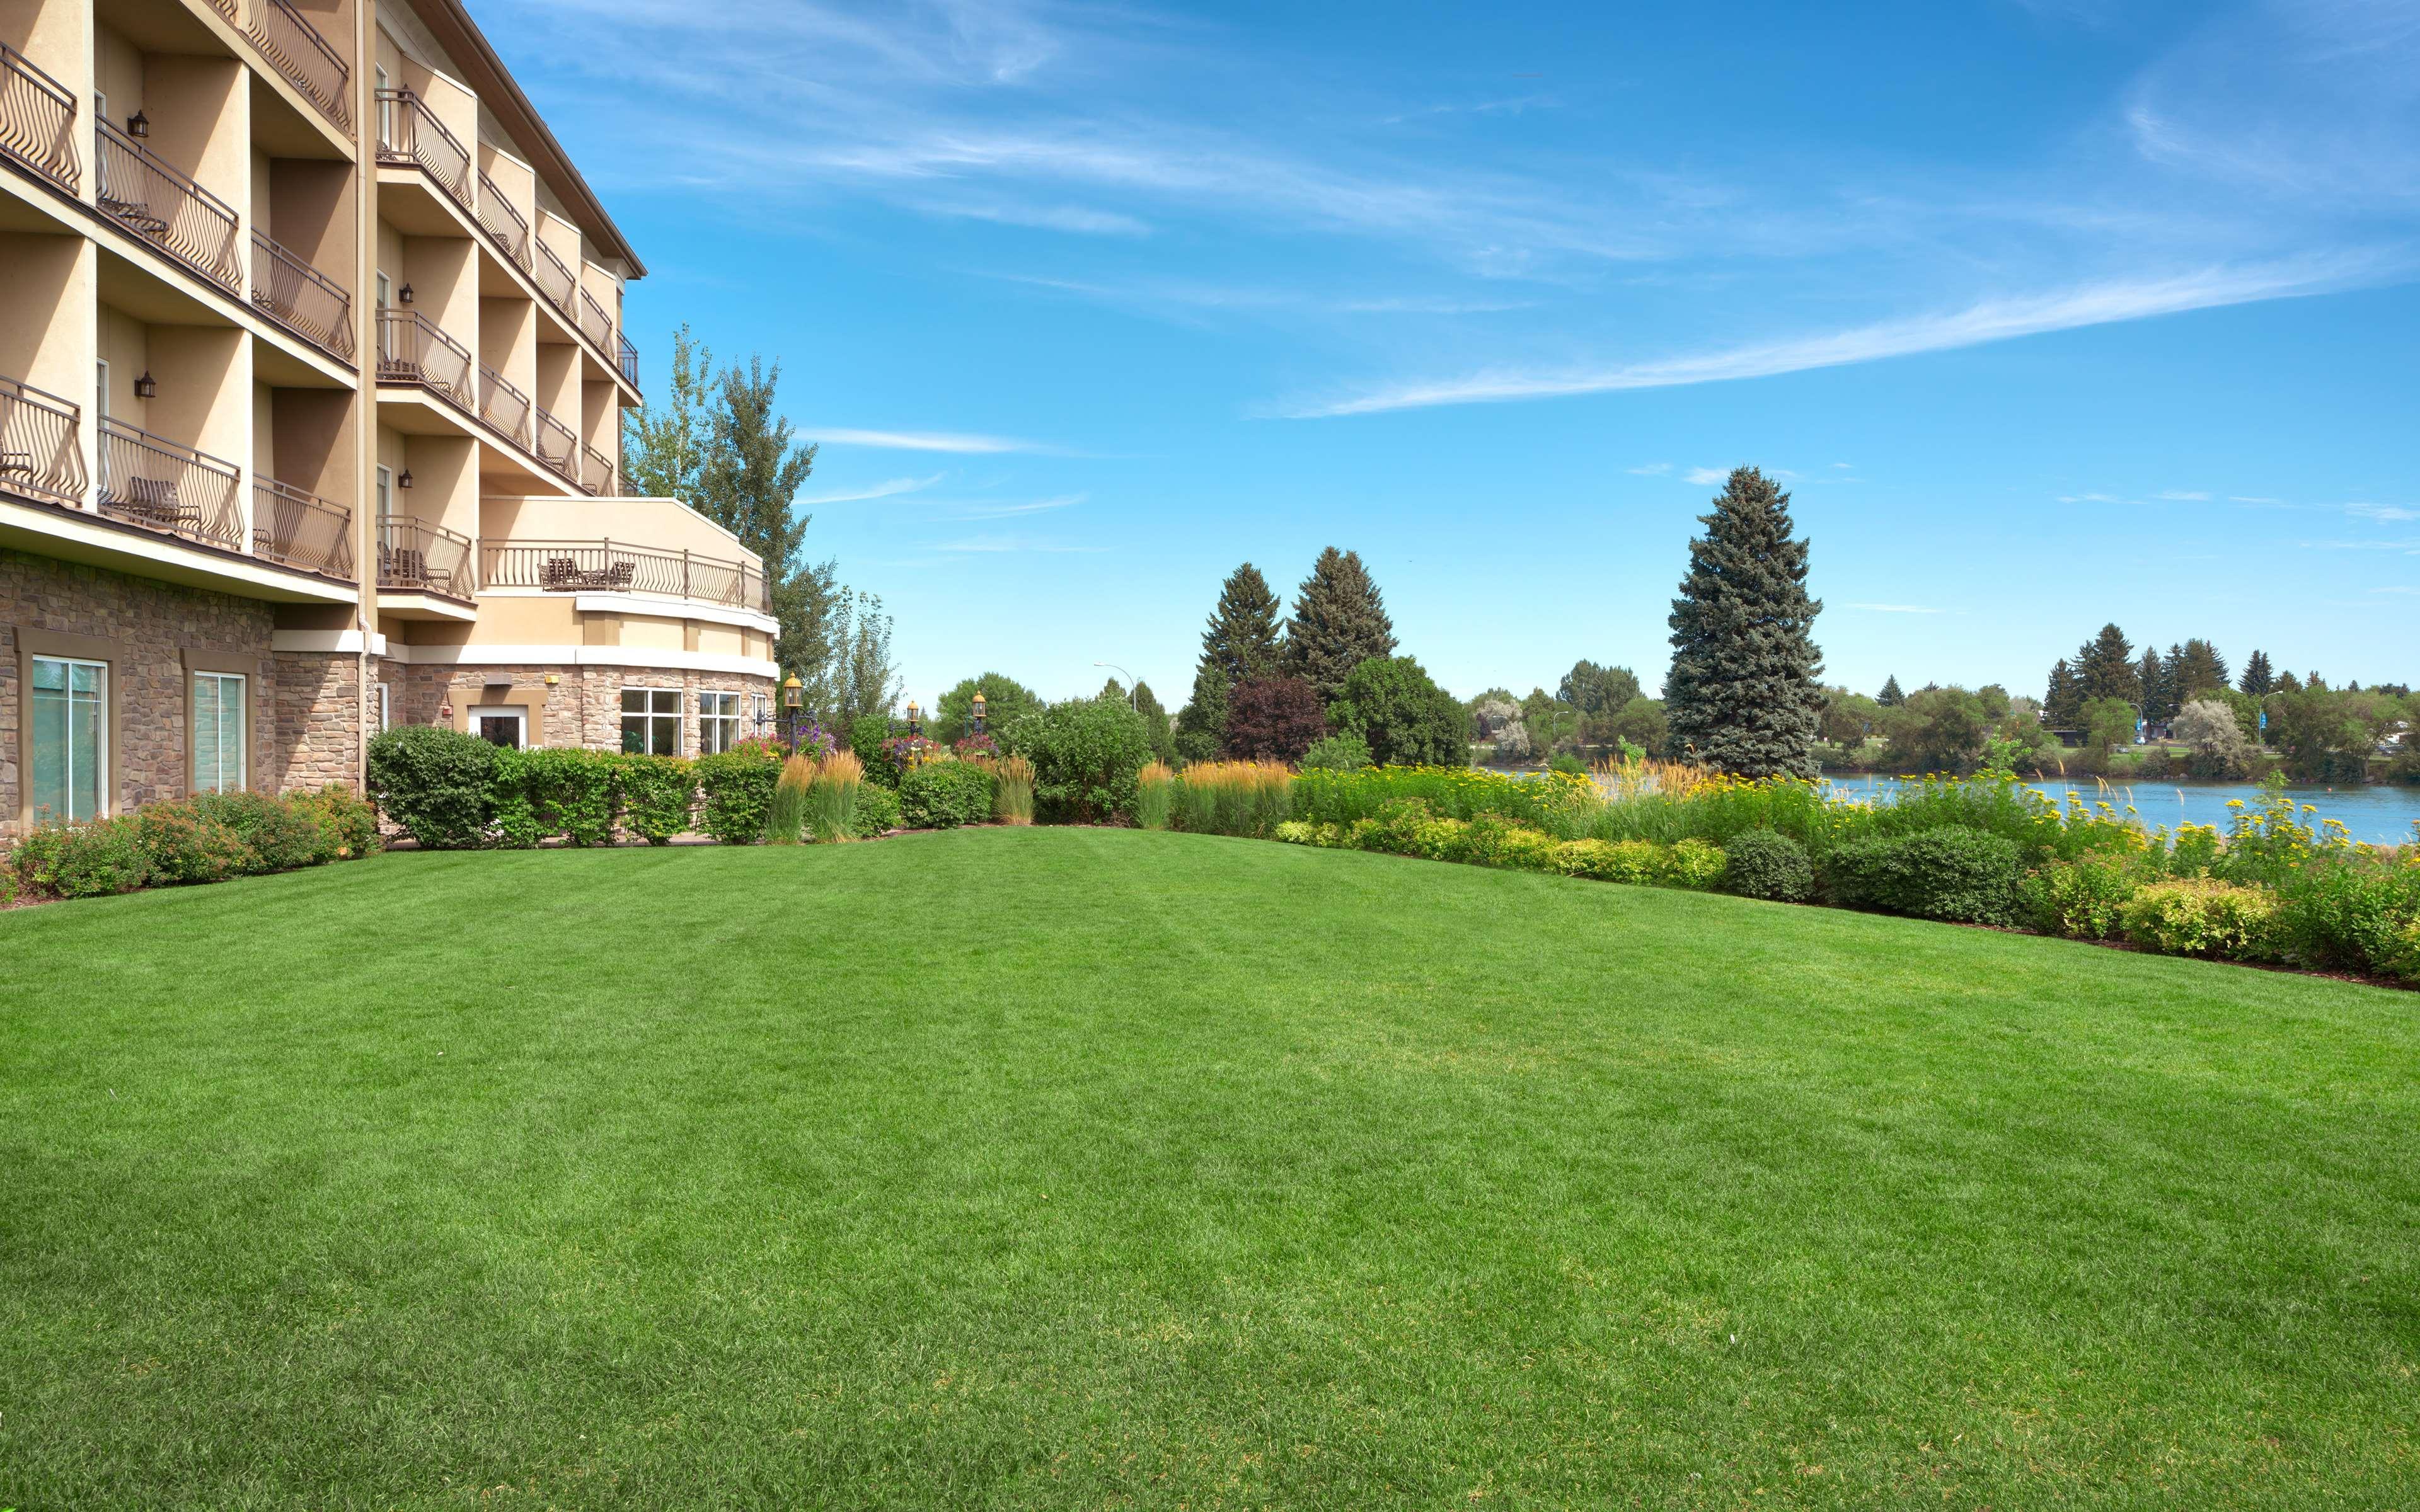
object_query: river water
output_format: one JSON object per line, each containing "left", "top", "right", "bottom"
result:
{"left": 1817, "top": 774, "right": 2420, "bottom": 846}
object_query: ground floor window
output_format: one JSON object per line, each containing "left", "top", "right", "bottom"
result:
{"left": 30, "top": 655, "right": 107, "bottom": 822}
{"left": 472, "top": 709, "right": 526, "bottom": 748}
{"left": 192, "top": 671, "right": 246, "bottom": 793}
{"left": 749, "top": 690, "right": 773, "bottom": 740}
{"left": 621, "top": 687, "right": 682, "bottom": 755}
{"left": 700, "top": 690, "right": 742, "bottom": 753}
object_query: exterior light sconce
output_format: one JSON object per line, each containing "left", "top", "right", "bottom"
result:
{"left": 396, "top": 469, "right": 413, "bottom": 489}
{"left": 132, "top": 370, "right": 158, "bottom": 398}
{"left": 127, "top": 110, "right": 150, "bottom": 139}
{"left": 398, "top": 283, "right": 414, "bottom": 305}
{"left": 543, "top": 673, "right": 559, "bottom": 686}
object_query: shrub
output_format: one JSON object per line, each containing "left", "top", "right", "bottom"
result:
{"left": 0, "top": 860, "right": 14, "bottom": 907}
{"left": 487, "top": 748, "right": 542, "bottom": 849}
{"left": 2121, "top": 878, "right": 2283, "bottom": 960}
{"left": 1003, "top": 695, "right": 1152, "bottom": 823}
{"left": 1299, "top": 732, "right": 1370, "bottom": 772}
{"left": 2269, "top": 861, "right": 2420, "bottom": 978}
{"left": 1328, "top": 655, "right": 1468, "bottom": 768}
{"left": 766, "top": 753, "right": 815, "bottom": 844}
{"left": 294, "top": 784, "right": 381, "bottom": 861}
{"left": 1666, "top": 838, "right": 1727, "bottom": 890}
{"left": 1547, "top": 751, "right": 1588, "bottom": 777}
{"left": 696, "top": 746, "right": 781, "bottom": 845}
{"left": 190, "top": 791, "right": 326, "bottom": 873}
{"left": 2024, "top": 853, "right": 2143, "bottom": 941}
{"left": 1221, "top": 676, "right": 1328, "bottom": 763}
{"left": 513, "top": 747, "right": 618, "bottom": 847}
{"left": 17, "top": 817, "right": 149, "bottom": 899}
{"left": 1826, "top": 825, "right": 2020, "bottom": 925}
{"left": 850, "top": 714, "right": 901, "bottom": 788}
{"left": 808, "top": 749, "right": 863, "bottom": 842}
{"left": 1724, "top": 828, "right": 1813, "bottom": 902}
{"left": 617, "top": 755, "right": 695, "bottom": 844}
{"left": 367, "top": 724, "right": 497, "bottom": 848}
{"left": 853, "top": 782, "right": 902, "bottom": 839}
{"left": 1548, "top": 837, "right": 1724, "bottom": 888}
{"left": 132, "top": 803, "right": 250, "bottom": 885}
{"left": 993, "top": 754, "right": 1036, "bottom": 825}
{"left": 1135, "top": 761, "right": 1175, "bottom": 830}
{"left": 900, "top": 759, "right": 995, "bottom": 830}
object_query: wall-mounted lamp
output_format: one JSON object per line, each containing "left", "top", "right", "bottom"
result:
{"left": 132, "top": 370, "right": 158, "bottom": 399}
{"left": 127, "top": 110, "right": 149, "bottom": 139}
{"left": 396, "top": 468, "right": 414, "bottom": 489}
{"left": 397, "top": 283, "right": 414, "bottom": 306}
{"left": 543, "top": 673, "right": 560, "bottom": 686}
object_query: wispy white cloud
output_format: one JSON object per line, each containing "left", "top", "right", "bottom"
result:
{"left": 913, "top": 198, "right": 1153, "bottom": 236}
{"left": 2371, "top": 584, "right": 2420, "bottom": 595}
{"left": 796, "top": 472, "right": 946, "bottom": 505}
{"left": 1625, "top": 462, "right": 1673, "bottom": 476}
{"left": 949, "top": 493, "right": 1086, "bottom": 520}
{"left": 933, "top": 533, "right": 1107, "bottom": 554}
{"left": 2349, "top": 501, "right": 2420, "bottom": 522}
{"left": 1845, "top": 602, "right": 1946, "bottom": 614}
{"left": 1277, "top": 256, "right": 2397, "bottom": 416}
{"left": 2230, "top": 495, "right": 2285, "bottom": 505}
{"left": 814, "top": 428, "right": 1059, "bottom": 454}
{"left": 1682, "top": 467, "right": 1730, "bottom": 486}
{"left": 2157, "top": 489, "right": 2211, "bottom": 500}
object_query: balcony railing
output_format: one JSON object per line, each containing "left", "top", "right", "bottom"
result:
{"left": 377, "top": 513, "right": 473, "bottom": 599}
{"left": 251, "top": 229, "right": 354, "bottom": 360}
{"left": 477, "top": 361, "right": 533, "bottom": 449}
{"left": 475, "top": 169, "right": 530, "bottom": 266}
{"left": 95, "top": 120, "right": 241, "bottom": 291}
{"left": 97, "top": 417, "right": 243, "bottom": 554}
{"left": 529, "top": 238, "right": 577, "bottom": 316}
{"left": 248, "top": 0, "right": 351, "bottom": 136}
{"left": 482, "top": 538, "right": 771, "bottom": 614}
{"left": 618, "top": 332, "right": 640, "bottom": 389}
{"left": 377, "top": 308, "right": 476, "bottom": 410}
{"left": 253, "top": 476, "right": 352, "bottom": 578}
{"left": 374, "top": 88, "right": 471, "bottom": 210}
{"left": 533, "top": 406, "right": 579, "bottom": 484}
{"left": 1, "top": 42, "right": 80, "bottom": 195}
{"left": 581, "top": 443, "right": 615, "bottom": 497}
{"left": 576, "top": 287, "right": 613, "bottom": 351}
{"left": 0, "top": 375, "right": 87, "bottom": 508}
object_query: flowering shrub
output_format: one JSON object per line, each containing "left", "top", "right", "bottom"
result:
{"left": 13, "top": 816, "right": 149, "bottom": 899}
{"left": 2022, "top": 853, "right": 2144, "bottom": 941}
{"left": 132, "top": 804, "right": 251, "bottom": 885}
{"left": 2120, "top": 879, "right": 2283, "bottom": 961}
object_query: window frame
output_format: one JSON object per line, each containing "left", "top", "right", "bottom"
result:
{"left": 699, "top": 690, "right": 742, "bottom": 754}
{"left": 28, "top": 654, "right": 108, "bottom": 824}
{"left": 619, "top": 685, "right": 683, "bottom": 756}
{"left": 190, "top": 670, "right": 247, "bottom": 794}
{"left": 181, "top": 649, "right": 255, "bottom": 797}
{"left": 16, "top": 629, "right": 118, "bottom": 827}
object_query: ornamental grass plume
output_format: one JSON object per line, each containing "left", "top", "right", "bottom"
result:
{"left": 1136, "top": 760, "right": 1176, "bottom": 830}
{"left": 1171, "top": 760, "right": 1293, "bottom": 837}
{"left": 766, "top": 753, "right": 815, "bottom": 844}
{"left": 994, "top": 754, "right": 1036, "bottom": 825}
{"left": 808, "top": 748, "right": 864, "bottom": 842}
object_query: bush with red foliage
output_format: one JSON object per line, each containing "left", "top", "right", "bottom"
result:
{"left": 1222, "top": 676, "right": 1330, "bottom": 763}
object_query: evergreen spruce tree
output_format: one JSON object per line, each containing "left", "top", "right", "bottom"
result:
{"left": 1876, "top": 674, "right": 1904, "bottom": 707}
{"left": 2073, "top": 623, "right": 2140, "bottom": 706}
{"left": 1662, "top": 467, "right": 1825, "bottom": 777}
{"left": 2276, "top": 669, "right": 2303, "bottom": 694}
{"left": 2172, "top": 638, "right": 2229, "bottom": 699}
{"left": 2044, "top": 659, "right": 2082, "bottom": 728}
{"left": 2138, "top": 646, "right": 2175, "bottom": 726}
{"left": 1282, "top": 547, "right": 1397, "bottom": 705}
{"left": 1175, "top": 563, "right": 1284, "bottom": 760}
{"left": 2239, "top": 650, "right": 2275, "bottom": 697}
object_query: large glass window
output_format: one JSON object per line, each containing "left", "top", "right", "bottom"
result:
{"left": 31, "top": 656, "right": 107, "bottom": 823}
{"left": 621, "top": 687, "right": 682, "bottom": 755}
{"left": 700, "top": 691, "right": 742, "bottom": 753}
{"left": 192, "top": 672, "right": 245, "bottom": 793}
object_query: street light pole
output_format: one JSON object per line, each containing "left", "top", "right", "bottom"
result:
{"left": 1093, "top": 661, "right": 1138, "bottom": 709}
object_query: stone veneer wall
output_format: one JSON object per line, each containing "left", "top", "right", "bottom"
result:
{"left": 377, "top": 661, "right": 775, "bottom": 757}
{"left": 1, "top": 548, "right": 333, "bottom": 837}
{"left": 273, "top": 651, "right": 366, "bottom": 794}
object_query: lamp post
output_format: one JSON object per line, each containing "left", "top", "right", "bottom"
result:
{"left": 1093, "top": 661, "right": 1137, "bottom": 709}
{"left": 781, "top": 675, "right": 802, "bottom": 750}
{"left": 971, "top": 692, "right": 986, "bottom": 737}
{"left": 906, "top": 700, "right": 922, "bottom": 739}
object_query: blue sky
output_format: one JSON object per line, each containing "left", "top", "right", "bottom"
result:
{"left": 477, "top": 0, "right": 2420, "bottom": 707}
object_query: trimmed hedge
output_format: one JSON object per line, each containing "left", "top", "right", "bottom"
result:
{"left": 369, "top": 728, "right": 705, "bottom": 847}
{"left": 696, "top": 746, "right": 782, "bottom": 845}
{"left": 1826, "top": 825, "right": 2021, "bottom": 925}
{"left": 1724, "top": 828, "right": 1813, "bottom": 903}
{"left": 900, "top": 760, "right": 994, "bottom": 830}
{"left": 8, "top": 784, "right": 380, "bottom": 902}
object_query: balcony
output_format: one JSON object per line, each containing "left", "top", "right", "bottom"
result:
{"left": 251, "top": 229, "right": 354, "bottom": 362}
{"left": 477, "top": 361, "right": 533, "bottom": 449}
{"left": 474, "top": 168, "right": 529, "bottom": 265}
{"left": 533, "top": 405, "right": 579, "bottom": 486}
{"left": 373, "top": 88, "right": 471, "bottom": 212}
{"left": 95, "top": 120, "right": 242, "bottom": 292}
{"left": 252, "top": 476, "right": 352, "bottom": 578}
{"left": 618, "top": 332, "right": 640, "bottom": 389}
{"left": 246, "top": 0, "right": 352, "bottom": 137}
{"left": 377, "top": 307, "right": 476, "bottom": 410}
{"left": 97, "top": 417, "right": 243, "bottom": 554}
{"left": 377, "top": 512, "right": 473, "bottom": 600}
{"left": 581, "top": 444, "right": 616, "bottom": 498}
{"left": 575, "top": 287, "right": 613, "bottom": 351}
{"left": 530, "top": 237, "right": 577, "bottom": 316}
{"left": 1, "top": 42, "right": 80, "bottom": 197}
{"left": 482, "top": 538, "right": 771, "bottom": 614}
{"left": 0, "top": 377, "right": 88, "bottom": 508}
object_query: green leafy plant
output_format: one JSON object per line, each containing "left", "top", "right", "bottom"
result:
{"left": 616, "top": 755, "right": 696, "bottom": 844}
{"left": 853, "top": 781, "right": 902, "bottom": 839}
{"left": 188, "top": 791, "right": 327, "bottom": 873}
{"left": 131, "top": 803, "right": 251, "bottom": 885}
{"left": 850, "top": 714, "right": 901, "bottom": 788}
{"left": 1299, "top": 731, "right": 1371, "bottom": 772}
{"left": 2023, "top": 853, "right": 2143, "bottom": 941}
{"left": 16, "top": 816, "right": 149, "bottom": 899}
{"left": 2121, "top": 878, "right": 2283, "bottom": 960}
{"left": 899, "top": 757, "right": 995, "bottom": 830}
{"left": 292, "top": 784, "right": 381, "bottom": 861}
{"left": 1002, "top": 695, "right": 1152, "bottom": 824}
{"left": 696, "top": 746, "right": 782, "bottom": 844}
{"left": 1723, "top": 828, "right": 1813, "bottom": 902}
{"left": 367, "top": 725, "right": 497, "bottom": 849}
{"left": 1826, "top": 825, "right": 2021, "bottom": 925}
{"left": 514, "top": 748, "right": 618, "bottom": 846}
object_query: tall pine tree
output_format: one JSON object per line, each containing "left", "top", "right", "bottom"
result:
{"left": 1175, "top": 563, "right": 1284, "bottom": 761}
{"left": 1663, "top": 467, "right": 1825, "bottom": 777}
{"left": 1282, "top": 547, "right": 1396, "bottom": 705}
{"left": 2239, "top": 650, "right": 2275, "bottom": 697}
{"left": 2171, "top": 638, "right": 2229, "bottom": 700}
{"left": 2138, "top": 646, "right": 2175, "bottom": 725}
{"left": 1876, "top": 674, "right": 1904, "bottom": 707}
{"left": 2044, "top": 659, "right": 2082, "bottom": 728}
{"left": 2073, "top": 624, "right": 2140, "bottom": 706}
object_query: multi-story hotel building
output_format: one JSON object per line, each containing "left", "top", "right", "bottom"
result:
{"left": 0, "top": 0, "right": 776, "bottom": 836}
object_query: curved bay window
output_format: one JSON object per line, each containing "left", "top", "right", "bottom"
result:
{"left": 621, "top": 687, "right": 681, "bottom": 755}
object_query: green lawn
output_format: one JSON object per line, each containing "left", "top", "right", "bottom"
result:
{"left": 3, "top": 829, "right": 2414, "bottom": 1508}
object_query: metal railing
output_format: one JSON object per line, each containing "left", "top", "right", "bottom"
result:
{"left": 477, "top": 361, "right": 533, "bottom": 449}
{"left": 581, "top": 442, "right": 615, "bottom": 497}
{"left": 1, "top": 42, "right": 79, "bottom": 194}
{"left": 377, "top": 308, "right": 476, "bottom": 410}
{"left": 377, "top": 513, "right": 473, "bottom": 598}
{"left": 248, "top": 0, "right": 351, "bottom": 135}
{"left": 97, "top": 417, "right": 243, "bottom": 554}
{"left": 253, "top": 476, "right": 352, "bottom": 578}
{"left": 617, "top": 332, "right": 640, "bottom": 389}
{"left": 576, "top": 287, "right": 613, "bottom": 351}
{"left": 251, "top": 229, "right": 354, "bottom": 360}
{"left": 529, "top": 237, "right": 577, "bottom": 314}
{"left": 0, "top": 375, "right": 87, "bottom": 508}
{"left": 533, "top": 406, "right": 579, "bottom": 483}
{"left": 95, "top": 120, "right": 241, "bottom": 291}
{"left": 475, "top": 169, "right": 530, "bottom": 266}
{"left": 481, "top": 537, "right": 770, "bottom": 612}
{"left": 373, "top": 88, "right": 471, "bottom": 210}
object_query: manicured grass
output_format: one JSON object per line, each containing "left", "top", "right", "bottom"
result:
{"left": 3, "top": 828, "right": 2415, "bottom": 1508}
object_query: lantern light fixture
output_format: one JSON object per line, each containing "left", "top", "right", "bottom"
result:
{"left": 398, "top": 283, "right": 414, "bottom": 305}
{"left": 781, "top": 675, "right": 802, "bottom": 709}
{"left": 127, "top": 110, "right": 149, "bottom": 139}
{"left": 396, "top": 468, "right": 413, "bottom": 489}
{"left": 132, "top": 370, "right": 157, "bottom": 399}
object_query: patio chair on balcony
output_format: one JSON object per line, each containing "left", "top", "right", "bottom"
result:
{"left": 381, "top": 541, "right": 429, "bottom": 587}
{"left": 113, "top": 476, "right": 197, "bottom": 532}
{"left": 539, "top": 556, "right": 579, "bottom": 590}
{"left": 98, "top": 193, "right": 168, "bottom": 238}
